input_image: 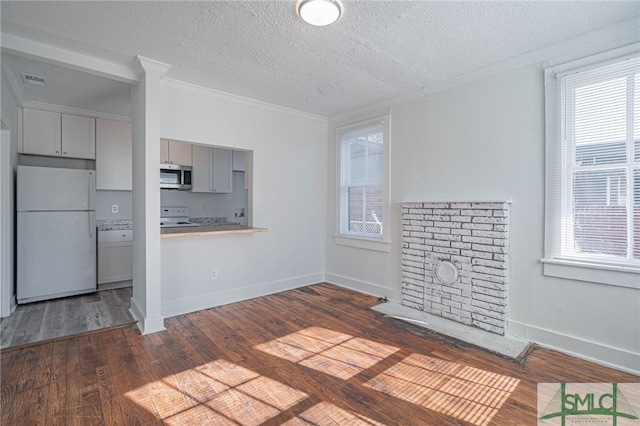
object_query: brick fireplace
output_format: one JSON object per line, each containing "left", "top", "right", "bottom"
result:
{"left": 401, "top": 201, "right": 510, "bottom": 335}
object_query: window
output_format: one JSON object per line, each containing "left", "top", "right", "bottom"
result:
{"left": 544, "top": 47, "right": 640, "bottom": 287}
{"left": 336, "top": 117, "right": 390, "bottom": 251}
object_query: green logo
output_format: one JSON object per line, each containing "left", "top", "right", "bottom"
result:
{"left": 538, "top": 383, "right": 639, "bottom": 426}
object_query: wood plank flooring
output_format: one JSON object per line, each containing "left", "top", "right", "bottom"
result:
{"left": 1, "top": 283, "right": 637, "bottom": 425}
{"left": 0, "top": 287, "right": 134, "bottom": 349}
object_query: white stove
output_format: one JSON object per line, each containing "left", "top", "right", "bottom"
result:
{"left": 160, "top": 206, "right": 200, "bottom": 228}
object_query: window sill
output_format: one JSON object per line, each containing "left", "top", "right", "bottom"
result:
{"left": 334, "top": 235, "right": 391, "bottom": 252}
{"left": 541, "top": 258, "right": 640, "bottom": 289}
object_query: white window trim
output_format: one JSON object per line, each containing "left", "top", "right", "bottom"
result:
{"left": 334, "top": 115, "right": 391, "bottom": 252}
{"left": 543, "top": 43, "right": 640, "bottom": 288}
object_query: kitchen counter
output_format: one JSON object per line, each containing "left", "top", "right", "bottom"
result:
{"left": 96, "top": 219, "right": 133, "bottom": 231}
{"left": 160, "top": 224, "right": 267, "bottom": 239}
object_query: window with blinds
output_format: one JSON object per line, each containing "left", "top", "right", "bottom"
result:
{"left": 339, "top": 121, "right": 385, "bottom": 238}
{"left": 557, "top": 54, "right": 639, "bottom": 265}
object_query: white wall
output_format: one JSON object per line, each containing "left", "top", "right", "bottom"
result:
{"left": 0, "top": 75, "right": 19, "bottom": 317}
{"left": 325, "top": 63, "right": 640, "bottom": 374}
{"left": 158, "top": 86, "right": 328, "bottom": 317}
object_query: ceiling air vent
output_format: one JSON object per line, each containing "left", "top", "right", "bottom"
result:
{"left": 23, "top": 74, "right": 46, "bottom": 86}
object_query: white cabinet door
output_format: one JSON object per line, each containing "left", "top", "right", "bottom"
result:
{"left": 232, "top": 150, "right": 245, "bottom": 172}
{"left": 191, "top": 144, "right": 213, "bottom": 193}
{"left": 22, "top": 109, "right": 95, "bottom": 160}
{"left": 97, "top": 230, "right": 133, "bottom": 284}
{"left": 169, "top": 141, "right": 192, "bottom": 166}
{"left": 96, "top": 119, "right": 132, "bottom": 190}
{"left": 62, "top": 114, "right": 95, "bottom": 159}
{"left": 212, "top": 148, "right": 232, "bottom": 193}
{"left": 22, "top": 108, "right": 61, "bottom": 156}
{"left": 160, "top": 139, "right": 170, "bottom": 164}
{"left": 160, "top": 140, "right": 192, "bottom": 166}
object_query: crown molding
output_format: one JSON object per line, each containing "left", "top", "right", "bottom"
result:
{"left": 331, "top": 17, "right": 640, "bottom": 121}
{"left": 0, "top": 33, "right": 138, "bottom": 84}
{"left": 132, "top": 55, "right": 172, "bottom": 80}
{"left": 21, "top": 100, "right": 131, "bottom": 122}
{"left": 161, "top": 77, "right": 328, "bottom": 123}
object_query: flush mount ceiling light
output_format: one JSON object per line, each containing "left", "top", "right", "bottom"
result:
{"left": 297, "top": 0, "right": 342, "bottom": 26}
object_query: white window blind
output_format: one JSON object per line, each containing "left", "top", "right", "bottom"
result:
{"left": 339, "top": 121, "right": 384, "bottom": 238}
{"left": 556, "top": 54, "right": 640, "bottom": 265}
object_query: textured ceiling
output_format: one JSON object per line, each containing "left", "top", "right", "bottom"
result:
{"left": 1, "top": 1, "right": 639, "bottom": 117}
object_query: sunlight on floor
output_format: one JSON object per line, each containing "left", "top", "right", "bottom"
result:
{"left": 126, "top": 359, "right": 307, "bottom": 425}
{"left": 257, "top": 326, "right": 520, "bottom": 426}
{"left": 255, "top": 326, "right": 400, "bottom": 380}
{"left": 125, "top": 356, "right": 381, "bottom": 425}
{"left": 126, "top": 326, "right": 519, "bottom": 425}
{"left": 281, "top": 401, "right": 385, "bottom": 426}
{"left": 364, "top": 353, "right": 520, "bottom": 426}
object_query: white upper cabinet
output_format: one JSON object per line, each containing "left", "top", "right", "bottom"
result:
{"left": 191, "top": 145, "right": 233, "bottom": 193}
{"left": 160, "top": 139, "right": 169, "bottom": 163}
{"left": 160, "top": 139, "right": 192, "bottom": 166}
{"left": 96, "top": 119, "right": 132, "bottom": 191}
{"left": 232, "top": 150, "right": 245, "bottom": 172}
{"left": 212, "top": 147, "right": 232, "bottom": 193}
{"left": 61, "top": 114, "right": 96, "bottom": 159}
{"left": 21, "top": 108, "right": 95, "bottom": 160}
{"left": 191, "top": 144, "right": 213, "bottom": 193}
{"left": 22, "top": 109, "right": 61, "bottom": 157}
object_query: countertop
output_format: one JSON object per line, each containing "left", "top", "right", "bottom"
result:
{"left": 96, "top": 219, "right": 133, "bottom": 231}
{"left": 161, "top": 224, "right": 267, "bottom": 239}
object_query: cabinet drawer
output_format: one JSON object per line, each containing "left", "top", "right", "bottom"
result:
{"left": 98, "top": 229, "right": 133, "bottom": 243}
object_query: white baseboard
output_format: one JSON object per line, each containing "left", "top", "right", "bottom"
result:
{"left": 325, "top": 273, "right": 401, "bottom": 301}
{"left": 161, "top": 273, "right": 324, "bottom": 318}
{"left": 98, "top": 280, "right": 132, "bottom": 291}
{"left": 129, "top": 296, "right": 166, "bottom": 335}
{"left": 508, "top": 319, "right": 640, "bottom": 375}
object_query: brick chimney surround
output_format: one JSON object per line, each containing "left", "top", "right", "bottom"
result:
{"left": 401, "top": 201, "right": 511, "bottom": 335}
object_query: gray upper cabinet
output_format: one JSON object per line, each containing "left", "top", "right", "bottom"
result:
{"left": 160, "top": 139, "right": 192, "bottom": 166}
{"left": 96, "top": 119, "right": 132, "bottom": 190}
{"left": 21, "top": 108, "right": 95, "bottom": 160}
{"left": 191, "top": 145, "right": 233, "bottom": 194}
{"left": 211, "top": 148, "right": 232, "bottom": 193}
{"left": 191, "top": 144, "right": 213, "bottom": 193}
{"left": 232, "top": 150, "right": 245, "bottom": 172}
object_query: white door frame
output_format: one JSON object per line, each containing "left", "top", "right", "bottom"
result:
{"left": 0, "top": 128, "right": 12, "bottom": 317}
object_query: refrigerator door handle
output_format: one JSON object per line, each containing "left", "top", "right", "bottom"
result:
{"left": 89, "top": 211, "right": 95, "bottom": 237}
{"left": 88, "top": 172, "right": 95, "bottom": 210}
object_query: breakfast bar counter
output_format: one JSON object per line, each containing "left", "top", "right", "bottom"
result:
{"left": 160, "top": 225, "right": 267, "bottom": 239}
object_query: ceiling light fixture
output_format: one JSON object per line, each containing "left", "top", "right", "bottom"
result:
{"left": 297, "top": 0, "right": 342, "bottom": 26}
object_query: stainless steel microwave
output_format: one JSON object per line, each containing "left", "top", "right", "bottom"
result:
{"left": 160, "top": 164, "right": 192, "bottom": 190}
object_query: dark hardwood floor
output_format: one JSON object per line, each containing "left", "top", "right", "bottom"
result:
{"left": 1, "top": 283, "right": 637, "bottom": 425}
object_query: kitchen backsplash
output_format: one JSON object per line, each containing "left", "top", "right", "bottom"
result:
{"left": 97, "top": 172, "right": 248, "bottom": 225}
{"left": 96, "top": 190, "right": 133, "bottom": 220}
{"left": 161, "top": 172, "right": 249, "bottom": 225}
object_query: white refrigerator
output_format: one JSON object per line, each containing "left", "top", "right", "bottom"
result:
{"left": 17, "top": 165, "right": 97, "bottom": 304}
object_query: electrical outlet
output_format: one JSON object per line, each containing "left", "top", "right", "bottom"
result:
{"left": 210, "top": 269, "right": 218, "bottom": 280}
{"left": 111, "top": 204, "right": 119, "bottom": 214}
